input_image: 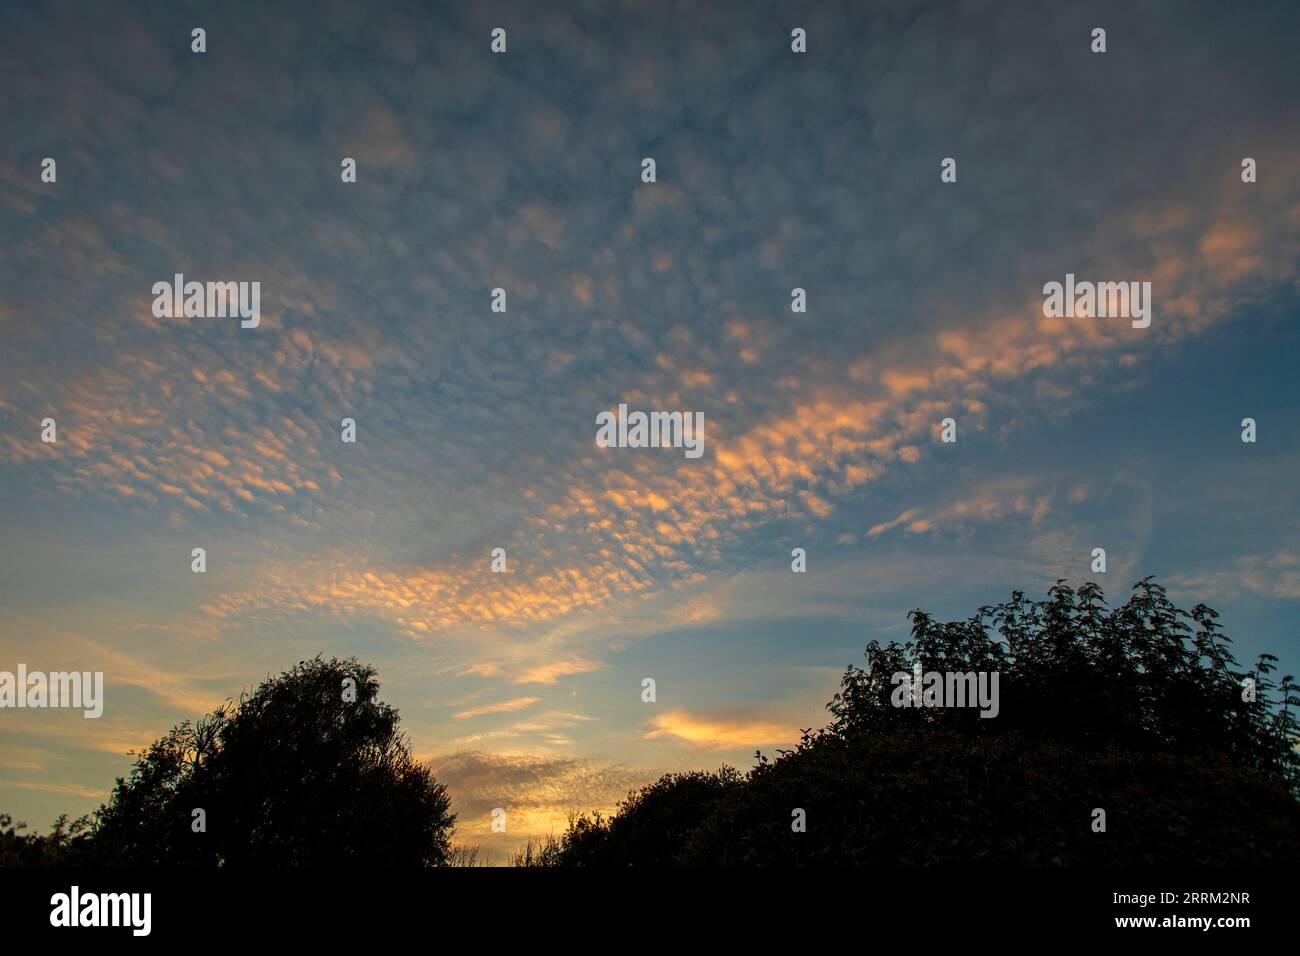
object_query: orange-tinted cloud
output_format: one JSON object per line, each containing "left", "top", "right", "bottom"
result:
{"left": 453, "top": 697, "right": 542, "bottom": 721}
{"left": 643, "top": 710, "right": 796, "bottom": 750}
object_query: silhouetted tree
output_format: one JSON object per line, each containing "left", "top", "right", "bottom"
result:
{"left": 533, "top": 580, "right": 1300, "bottom": 866}
{"left": 828, "top": 578, "right": 1300, "bottom": 783}
{"left": 83, "top": 656, "right": 455, "bottom": 866}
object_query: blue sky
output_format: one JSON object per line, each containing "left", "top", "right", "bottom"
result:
{"left": 1, "top": 0, "right": 1298, "bottom": 860}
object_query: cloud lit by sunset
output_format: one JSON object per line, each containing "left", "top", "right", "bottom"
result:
{"left": 2, "top": 0, "right": 1298, "bottom": 868}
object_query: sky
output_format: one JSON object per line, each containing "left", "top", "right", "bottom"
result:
{"left": 1, "top": 0, "right": 1297, "bottom": 863}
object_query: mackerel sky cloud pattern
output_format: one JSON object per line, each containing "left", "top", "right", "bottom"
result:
{"left": 1, "top": 0, "right": 1298, "bottom": 858}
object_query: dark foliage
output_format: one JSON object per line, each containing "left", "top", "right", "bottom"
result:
{"left": 4, "top": 656, "right": 456, "bottom": 866}
{"left": 0, "top": 813, "right": 92, "bottom": 866}
{"left": 532, "top": 579, "right": 1300, "bottom": 866}
{"left": 547, "top": 769, "right": 743, "bottom": 866}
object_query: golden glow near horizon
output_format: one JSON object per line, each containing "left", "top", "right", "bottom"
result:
{"left": 2, "top": 1, "right": 1299, "bottom": 865}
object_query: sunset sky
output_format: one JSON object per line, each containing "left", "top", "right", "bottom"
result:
{"left": 1, "top": 0, "right": 1298, "bottom": 861}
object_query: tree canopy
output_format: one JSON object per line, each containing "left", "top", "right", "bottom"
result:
{"left": 15, "top": 656, "right": 456, "bottom": 866}
{"left": 529, "top": 579, "right": 1300, "bottom": 866}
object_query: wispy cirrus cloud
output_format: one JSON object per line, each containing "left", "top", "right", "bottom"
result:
{"left": 452, "top": 697, "right": 541, "bottom": 721}
{"left": 1167, "top": 552, "right": 1300, "bottom": 603}
{"left": 514, "top": 659, "right": 605, "bottom": 684}
{"left": 644, "top": 710, "right": 797, "bottom": 750}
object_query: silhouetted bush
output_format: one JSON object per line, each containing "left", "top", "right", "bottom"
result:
{"left": 677, "top": 727, "right": 1300, "bottom": 865}
{"left": 0, "top": 813, "right": 91, "bottom": 866}
{"left": 542, "top": 768, "right": 743, "bottom": 866}
{"left": 533, "top": 579, "right": 1300, "bottom": 866}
